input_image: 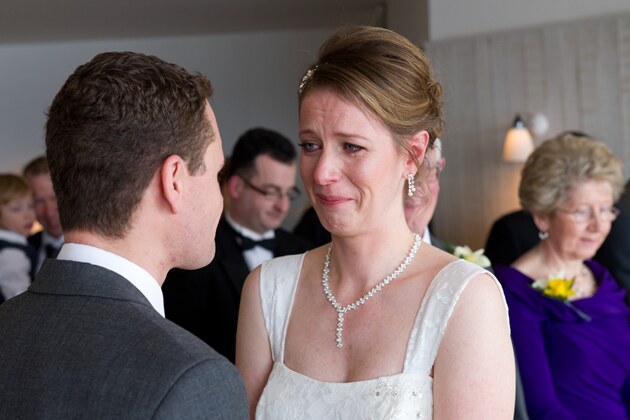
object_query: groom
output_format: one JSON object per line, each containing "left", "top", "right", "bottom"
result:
{"left": 0, "top": 52, "right": 247, "bottom": 418}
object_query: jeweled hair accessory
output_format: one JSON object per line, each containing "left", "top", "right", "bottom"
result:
{"left": 298, "top": 65, "right": 317, "bottom": 96}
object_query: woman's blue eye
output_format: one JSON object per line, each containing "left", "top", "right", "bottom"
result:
{"left": 298, "top": 142, "right": 318, "bottom": 151}
{"left": 344, "top": 143, "right": 363, "bottom": 152}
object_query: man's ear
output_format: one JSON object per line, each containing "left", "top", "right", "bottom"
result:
{"left": 405, "top": 130, "right": 430, "bottom": 175}
{"left": 225, "top": 175, "right": 244, "bottom": 200}
{"left": 160, "top": 154, "right": 186, "bottom": 214}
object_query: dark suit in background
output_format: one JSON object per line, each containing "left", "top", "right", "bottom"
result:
{"left": 293, "top": 206, "right": 331, "bottom": 247}
{"left": 27, "top": 230, "right": 62, "bottom": 272}
{"left": 0, "top": 259, "right": 246, "bottom": 418}
{"left": 484, "top": 210, "right": 540, "bottom": 267}
{"left": 27, "top": 230, "right": 44, "bottom": 258}
{"left": 595, "top": 181, "right": 630, "bottom": 305}
{"left": 163, "top": 217, "right": 311, "bottom": 362}
{"left": 428, "top": 230, "right": 449, "bottom": 252}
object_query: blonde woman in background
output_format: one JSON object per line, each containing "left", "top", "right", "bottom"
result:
{"left": 495, "top": 132, "right": 630, "bottom": 418}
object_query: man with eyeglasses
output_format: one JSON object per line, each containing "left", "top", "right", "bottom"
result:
{"left": 163, "top": 127, "right": 311, "bottom": 362}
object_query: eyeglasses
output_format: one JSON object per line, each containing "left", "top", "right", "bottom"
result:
{"left": 239, "top": 176, "right": 301, "bottom": 201}
{"left": 557, "top": 206, "right": 620, "bottom": 224}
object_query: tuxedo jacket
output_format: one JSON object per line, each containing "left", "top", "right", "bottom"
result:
{"left": 0, "top": 259, "right": 247, "bottom": 419}
{"left": 596, "top": 187, "right": 630, "bottom": 305}
{"left": 429, "top": 232, "right": 449, "bottom": 252}
{"left": 163, "top": 217, "right": 312, "bottom": 363}
{"left": 293, "top": 206, "right": 331, "bottom": 247}
{"left": 484, "top": 210, "right": 540, "bottom": 268}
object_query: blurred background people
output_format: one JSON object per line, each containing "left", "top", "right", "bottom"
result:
{"left": 486, "top": 133, "right": 630, "bottom": 306}
{"left": 0, "top": 174, "right": 36, "bottom": 303}
{"left": 163, "top": 127, "right": 311, "bottom": 363}
{"left": 494, "top": 132, "right": 630, "bottom": 418}
{"left": 293, "top": 205, "right": 330, "bottom": 247}
{"left": 595, "top": 178, "right": 630, "bottom": 304}
{"left": 484, "top": 209, "right": 538, "bottom": 267}
{"left": 237, "top": 26, "right": 514, "bottom": 418}
{"left": 23, "top": 156, "right": 64, "bottom": 271}
{"left": 403, "top": 138, "right": 447, "bottom": 249}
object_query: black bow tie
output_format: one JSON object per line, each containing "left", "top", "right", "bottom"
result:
{"left": 237, "top": 235, "right": 276, "bottom": 251}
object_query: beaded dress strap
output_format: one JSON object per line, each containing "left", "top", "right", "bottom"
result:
{"left": 259, "top": 253, "right": 305, "bottom": 363}
{"left": 403, "top": 259, "right": 504, "bottom": 374}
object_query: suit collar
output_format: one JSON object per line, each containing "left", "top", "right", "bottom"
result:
{"left": 32, "top": 259, "right": 157, "bottom": 314}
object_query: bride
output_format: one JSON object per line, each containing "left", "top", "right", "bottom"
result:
{"left": 236, "top": 25, "right": 515, "bottom": 419}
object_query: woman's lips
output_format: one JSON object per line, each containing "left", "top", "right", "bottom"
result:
{"left": 317, "top": 194, "right": 350, "bottom": 206}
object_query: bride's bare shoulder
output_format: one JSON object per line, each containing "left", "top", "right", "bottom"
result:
{"left": 415, "top": 243, "right": 459, "bottom": 278}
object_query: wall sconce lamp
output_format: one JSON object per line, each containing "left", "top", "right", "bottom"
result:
{"left": 503, "top": 114, "right": 533, "bottom": 162}
{"left": 502, "top": 113, "right": 547, "bottom": 163}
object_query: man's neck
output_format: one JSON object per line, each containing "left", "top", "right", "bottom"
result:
{"left": 64, "top": 229, "right": 167, "bottom": 285}
{"left": 224, "top": 212, "right": 273, "bottom": 239}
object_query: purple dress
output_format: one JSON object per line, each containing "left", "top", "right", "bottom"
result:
{"left": 496, "top": 260, "right": 630, "bottom": 419}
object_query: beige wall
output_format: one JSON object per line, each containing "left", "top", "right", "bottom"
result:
{"left": 429, "top": 0, "right": 630, "bottom": 40}
{"left": 425, "top": 12, "right": 630, "bottom": 250}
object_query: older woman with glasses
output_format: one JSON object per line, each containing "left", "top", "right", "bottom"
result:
{"left": 495, "top": 132, "right": 630, "bottom": 419}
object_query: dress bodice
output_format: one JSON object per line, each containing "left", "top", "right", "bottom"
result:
{"left": 256, "top": 254, "right": 505, "bottom": 419}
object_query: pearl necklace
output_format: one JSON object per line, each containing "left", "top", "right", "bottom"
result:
{"left": 570, "top": 264, "right": 593, "bottom": 299}
{"left": 322, "top": 233, "right": 422, "bottom": 349}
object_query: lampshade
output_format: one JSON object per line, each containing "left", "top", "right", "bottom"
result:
{"left": 503, "top": 115, "right": 534, "bottom": 163}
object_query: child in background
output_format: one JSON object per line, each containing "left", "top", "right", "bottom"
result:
{"left": 0, "top": 174, "right": 36, "bottom": 303}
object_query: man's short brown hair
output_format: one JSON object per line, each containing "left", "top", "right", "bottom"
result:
{"left": 22, "top": 156, "right": 50, "bottom": 178}
{"left": 45, "top": 52, "right": 213, "bottom": 238}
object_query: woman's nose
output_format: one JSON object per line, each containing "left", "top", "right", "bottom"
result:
{"left": 312, "top": 150, "right": 339, "bottom": 185}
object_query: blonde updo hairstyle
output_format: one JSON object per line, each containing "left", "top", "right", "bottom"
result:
{"left": 298, "top": 25, "right": 444, "bottom": 177}
{"left": 519, "top": 132, "right": 624, "bottom": 216}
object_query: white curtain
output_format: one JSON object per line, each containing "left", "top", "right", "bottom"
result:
{"left": 424, "top": 12, "right": 630, "bottom": 250}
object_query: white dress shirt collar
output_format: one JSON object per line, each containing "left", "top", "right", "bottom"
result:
{"left": 224, "top": 212, "right": 275, "bottom": 240}
{"left": 0, "top": 229, "right": 27, "bottom": 244}
{"left": 422, "top": 227, "right": 432, "bottom": 245}
{"left": 224, "top": 212, "right": 275, "bottom": 270}
{"left": 57, "top": 243, "right": 165, "bottom": 316}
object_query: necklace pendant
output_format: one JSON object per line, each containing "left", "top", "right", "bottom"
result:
{"left": 336, "top": 311, "right": 344, "bottom": 348}
{"left": 322, "top": 233, "right": 422, "bottom": 350}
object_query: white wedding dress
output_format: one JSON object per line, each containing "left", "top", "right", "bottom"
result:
{"left": 255, "top": 254, "right": 505, "bottom": 419}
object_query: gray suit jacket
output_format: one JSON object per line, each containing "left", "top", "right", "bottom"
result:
{"left": 0, "top": 259, "right": 248, "bottom": 419}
